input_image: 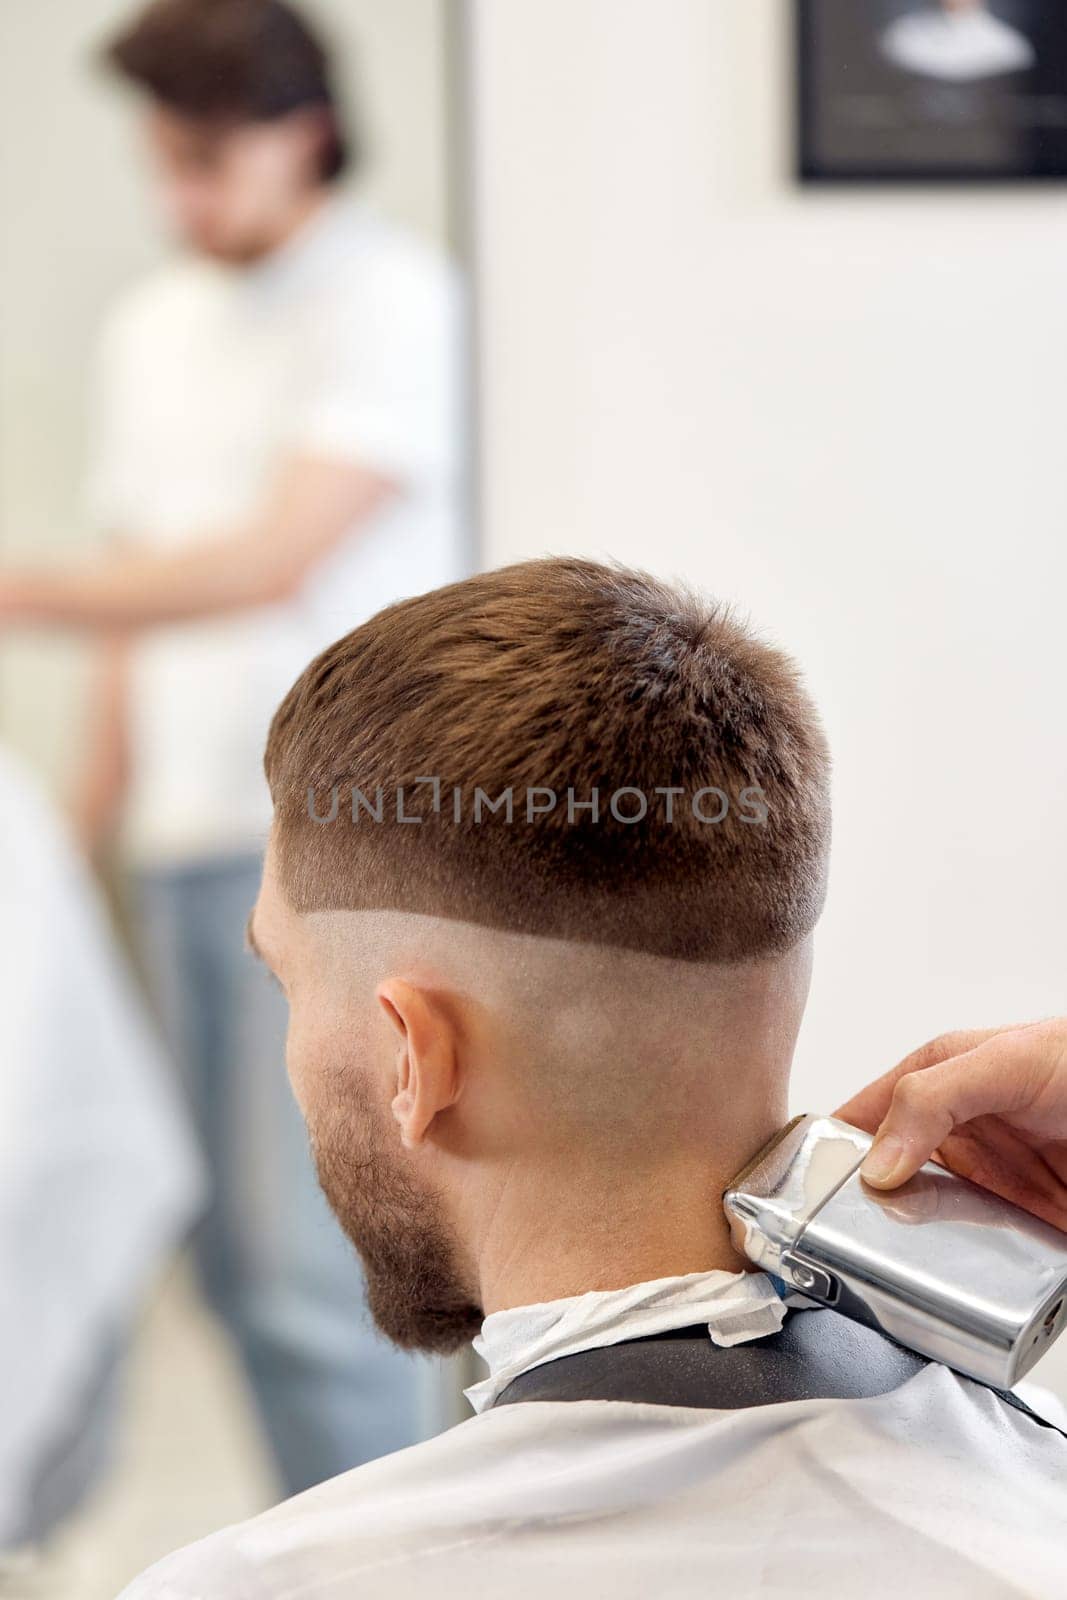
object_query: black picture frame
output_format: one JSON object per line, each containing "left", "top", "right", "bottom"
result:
{"left": 796, "top": 0, "right": 1067, "bottom": 183}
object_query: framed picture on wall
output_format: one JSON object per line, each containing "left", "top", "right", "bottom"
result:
{"left": 797, "top": 1, "right": 1067, "bottom": 180}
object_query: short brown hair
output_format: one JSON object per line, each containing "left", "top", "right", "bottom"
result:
{"left": 265, "top": 558, "right": 832, "bottom": 962}
{"left": 105, "top": 0, "right": 352, "bottom": 182}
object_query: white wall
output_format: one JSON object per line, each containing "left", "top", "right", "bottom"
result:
{"left": 0, "top": 0, "right": 456, "bottom": 779}
{"left": 471, "top": 0, "right": 1067, "bottom": 1389}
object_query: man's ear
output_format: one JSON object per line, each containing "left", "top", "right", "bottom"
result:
{"left": 376, "top": 979, "right": 462, "bottom": 1149}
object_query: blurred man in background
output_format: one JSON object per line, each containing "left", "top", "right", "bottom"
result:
{"left": 0, "top": 0, "right": 465, "bottom": 1493}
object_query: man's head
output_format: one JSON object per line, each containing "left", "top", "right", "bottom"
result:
{"left": 104, "top": 0, "right": 352, "bottom": 262}
{"left": 253, "top": 558, "right": 832, "bottom": 1351}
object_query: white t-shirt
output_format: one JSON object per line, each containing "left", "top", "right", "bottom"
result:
{"left": 85, "top": 197, "right": 467, "bottom": 866}
{"left": 880, "top": 7, "right": 1036, "bottom": 82}
{"left": 118, "top": 1270, "right": 1067, "bottom": 1598}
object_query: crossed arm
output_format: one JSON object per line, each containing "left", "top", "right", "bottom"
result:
{"left": 0, "top": 454, "right": 395, "bottom": 631}
{"left": 3, "top": 452, "right": 396, "bottom": 852}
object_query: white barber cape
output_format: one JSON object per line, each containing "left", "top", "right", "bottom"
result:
{"left": 121, "top": 1268, "right": 1067, "bottom": 1598}
{"left": 0, "top": 748, "right": 203, "bottom": 1544}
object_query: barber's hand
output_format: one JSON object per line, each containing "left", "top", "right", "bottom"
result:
{"left": 835, "top": 1018, "right": 1067, "bottom": 1232}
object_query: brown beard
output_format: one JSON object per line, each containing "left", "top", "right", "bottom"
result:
{"left": 308, "top": 1083, "right": 483, "bottom": 1355}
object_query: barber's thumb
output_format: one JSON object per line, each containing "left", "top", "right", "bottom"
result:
{"left": 859, "top": 1076, "right": 950, "bottom": 1189}
{"left": 860, "top": 1133, "right": 912, "bottom": 1188}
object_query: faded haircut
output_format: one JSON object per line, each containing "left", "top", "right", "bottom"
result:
{"left": 264, "top": 558, "right": 831, "bottom": 962}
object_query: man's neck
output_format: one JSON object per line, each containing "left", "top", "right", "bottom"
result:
{"left": 267, "top": 187, "right": 332, "bottom": 255}
{"left": 475, "top": 1146, "right": 771, "bottom": 1316}
{"left": 223, "top": 187, "right": 333, "bottom": 270}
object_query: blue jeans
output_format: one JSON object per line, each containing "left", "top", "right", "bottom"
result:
{"left": 133, "top": 853, "right": 424, "bottom": 1495}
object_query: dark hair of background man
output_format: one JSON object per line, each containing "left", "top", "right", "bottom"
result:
{"left": 104, "top": 0, "right": 355, "bottom": 183}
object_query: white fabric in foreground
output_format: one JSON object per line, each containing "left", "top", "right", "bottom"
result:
{"left": 0, "top": 748, "right": 203, "bottom": 1543}
{"left": 119, "top": 1269, "right": 1067, "bottom": 1597}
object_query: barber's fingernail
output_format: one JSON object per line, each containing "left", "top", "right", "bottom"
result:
{"left": 861, "top": 1136, "right": 904, "bottom": 1185}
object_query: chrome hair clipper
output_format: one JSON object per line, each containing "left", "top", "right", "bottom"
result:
{"left": 723, "top": 1114, "right": 1067, "bottom": 1388}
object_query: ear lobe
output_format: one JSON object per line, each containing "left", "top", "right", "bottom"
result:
{"left": 375, "top": 978, "right": 461, "bottom": 1149}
